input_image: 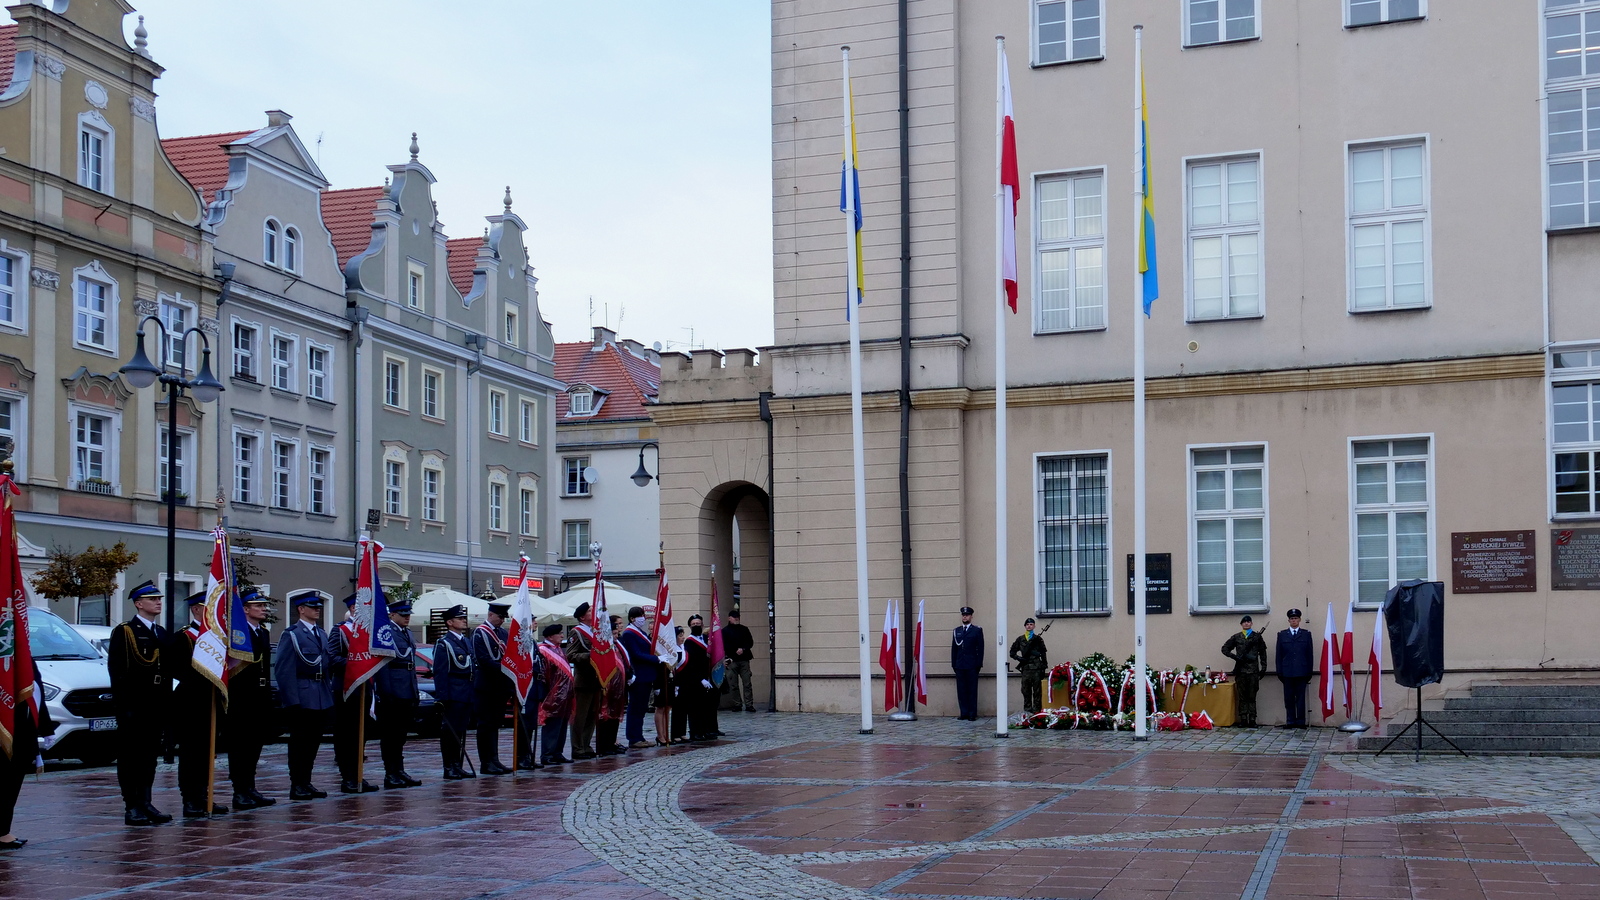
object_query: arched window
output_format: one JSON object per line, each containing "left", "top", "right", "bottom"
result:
{"left": 283, "top": 226, "right": 299, "bottom": 272}
{"left": 263, "top": 219, "right": 280, "bottom": 265}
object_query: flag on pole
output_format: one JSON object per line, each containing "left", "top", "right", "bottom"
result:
{"left": 1318, "top": 603, "right": 1337, "bottom": 720}
{"left": 999, "top": 46, "right": 1019, "bottom": 313}
{"left": 649, "top": 565, "right": 677, "bottom": 664}
{"left": 878, "top": 601, "right": 902, "bottom": 711}
{"left": 1137, "top": 63, "right": 1158, "bottom": 314}
{"left": 1368, "top": 607, "right": 1385, "bottom": 720}
{"left": 912, "top": 599, "right": 927, "bottom": 706}
{"left": 190, "top": 526, "right": 235, "bottom": 696}
{"left": 586, "top": 560, "right": 625, "bottom": 690}
{"left": 840, "top": 72, "right": 865, "bottom": 315}
{"left": 0, "top": 471, "right": 33, "bottom": 761}
{"left": 343, "top": 536, "right": 396, "bottom": 699}
{"left": 708, "top": 572, "right": 726, "bottom": 686}
{"left": 501, "top": 554, "right": 537, "bottom": 705}
{"left": 1341, "top": 602, "right": 1356, "bottom": 718}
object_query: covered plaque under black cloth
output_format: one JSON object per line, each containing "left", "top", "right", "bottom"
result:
{"left": 1383, "top": 579, "right": 1444, "bottom": 689}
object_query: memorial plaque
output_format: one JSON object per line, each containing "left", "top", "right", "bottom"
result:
{"left": 1450, "top": 531, "right": 1536, "bottom": 594}
{"left": 1552, "top": 528, "right": 1600, "bottom": 591}
{"left": 1126, "top": 553, "right": 1172, "bottom": 614}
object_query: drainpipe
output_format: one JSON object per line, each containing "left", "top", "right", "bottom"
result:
{"left": 759, "top": 390, "right": 777, "bottom": 712}
{"left": 894, "top": 0, "right": 916, "bottom": 718}
{"left": 346, "top": 304, "right": 369, "bottom": 583}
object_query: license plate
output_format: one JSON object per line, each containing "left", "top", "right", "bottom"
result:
{"left": 89, "top": 718, "right": 117, "bottom": 732}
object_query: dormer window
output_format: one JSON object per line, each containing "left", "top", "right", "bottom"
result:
{"left": 568, "top": 388, "right": 593, "bottom": 416}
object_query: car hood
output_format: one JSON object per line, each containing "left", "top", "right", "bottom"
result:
{"left": 38, "top": 657, "right": 111, "bottom": 691}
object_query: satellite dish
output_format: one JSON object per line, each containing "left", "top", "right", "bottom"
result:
{"left": 652, "top": 341, "right": 663, "bottom": 352}
{"left": 582, "top": 467, "right": 599, "bottom": 485}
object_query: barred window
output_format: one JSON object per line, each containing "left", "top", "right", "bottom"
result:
{"left": 1037, "top": 454, "right": 1109, "bottom": 614}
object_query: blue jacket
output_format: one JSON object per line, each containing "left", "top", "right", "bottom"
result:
{"left": 1275, "top": 627, "right": 1315, "bottom": 679}
{"left": 274, "top": 620, "right": 335, "bottom": 710}
{"left": 432, "top": 630, "right": 476, "bottom": 705}
{"left": 951, "top": 623, "right": 984, "bottom": 671}
{"left": 618, "top": 625, "right": 658, "bottom": 684}
{"left": 471, "top": 622, "right": 510, "bottom": 696}
{"left": 374, "top": 624, "right": 419, "bottom": 701}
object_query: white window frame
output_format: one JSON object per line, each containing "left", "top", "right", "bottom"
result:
{"left": 0, "top": 394, "right": 26, "bottom": 481}
{"left": 519, "top": 478, "right": 537, "bottom": 537}
{"left": 77, "top": 111, "right": 114, "bottom": 195}
{"left": 70, "top": 404, "right": 120, "bottom": 494}
{"left": 1185, "top": 153, "right": 1264, "bottom": 321}
{"left": 271, "top": 437, "right": 298, "bottom": 510}
{"left": 421, "top": 367, "right": 442, "bottom": 419}
{"left": 157, "top": 293, "right": 194, "bottom": 371}
{"left": 232, "top": 427, "right": 261, "bottom": 505}
{"left": 306, "top": 342, "right": 332, "bottom": 401}
{"left": 283, "top": 225, "right": 300, "bottom": 273}
{"left": 488, "top": 478, "right": 507, "bottom": 533}
{"left": 488, "top": 388, "right": 507, "bottom": 435}
{"left": 1346, "top": 0, "right": 1426, "bottom": 28}
{"left": 564, "top": 456, "right": 590, "bottom": 497}
{"left": 568, "top": 388, "right": 594, "bottom": 416}
{"left": 1033, "top": 169, "right": 1107, "bottom": 334}
{"left": 0, "top": 239, "right": 31, "bottom": 333}
{"left": 384, "top": 458, "right": 407, "bottom": 517}
{"left": 232, "top": 320, "right": 259, "bottom": 380}
{"left": 1032, "top": 0, "right": 1105, "bottom": 66}
{"left": 1185, "top": 0, "right": 1260, "bottom": 47}
{"left": 563, "top": 520, "right": 591, "bottom": 560}
{"left": 1549, "top": 344, "right": 1600, "bottom": 518}
{"left": 157, "top": 425, "right": 194, "bottom": 503}
{"left": 72, "top": 262, "right": 118, "bottom": 355}
{"left": 263, "top": 218, "right": 281, "bottom": 267}
{"left": 422, "top": 464, "right": 443, "bottom": 522}
{"left": 270, "top": 331, "right": 297, "bottom": 393}
{"left": 1546, "top": 3, "right": 1600, "bottom": 230}
{"left": 1348, "top": 434, "right": 1435, "bottom": 608}
{"left": 1345, "top": 137, "right": 1431, "bottom": 313}
{"left": 1186, "top": 443, "right": 1270, "bottom": 612}
{"left": 307, "top": 444, "right": 333, "bottom": 516}
{"left": 519, "top": 398, "right": 536, "bottom": 444}
{"left": 1032, "top": 450, "right": 1112, "bottom": 616}
{"left": 406, "top": 261, "right": 426, "bottom": 310}
{"left": 383, "top": 355, "right": 407, "bottom": 410}
{"left": 503, "top": 302, "right": 519, "bottom": 347}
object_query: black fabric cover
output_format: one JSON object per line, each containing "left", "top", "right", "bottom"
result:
{"left": 1383, "top": 580, "right": 1445, "bottom": 689}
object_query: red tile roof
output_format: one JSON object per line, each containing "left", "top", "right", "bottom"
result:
{"left": 161, "top": 130, "right": 254, "bottom": 204}
{"left": 554, "top": 340, "right": 660, "bottom": 422}
{"left": 322, "top": 186, "right": 385, "bottom": 268}
{"left": 0, "top": 26, "right": 17, "bottom": 90}
{"left": 446, "top": 237, "right": 483, "bottom": 297}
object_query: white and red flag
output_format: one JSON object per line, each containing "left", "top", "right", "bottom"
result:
{"left": 501, "top": 554, "right": 537, "bottom": 705}
{"left": 649, "top": 565, "right": 677, "bottom": 665}
{"left": 0, "top": 472, "right": 34, "bottom": 762}
{"left": 1318, "top": 602, "right": 1337, "bottom": 721}
{"left": 342, "top": 536, "right": 396, "bottom": 699}
{"left": 585, "top": 560, "right": 625, "bottom": 690}
{"left": 190, "top": 526, "right": 236, "bottom": 696}
{"left": 1368, "top": 607, "right": 1385, "bottom": 720}
{"left": 1341, "top": 602, "right": 1356, "bottom": 718}
{"left": 999, "top": 44, "right": 1019, "bottom": 312}
{"left": 878, "top": 601, "right": 902, "bottom": 711}
{"left": 912, "top": 599, "right": 927, "bottom": 706}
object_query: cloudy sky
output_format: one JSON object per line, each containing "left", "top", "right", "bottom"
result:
{"left": 112, "top": 0, "right": 773, "bottom": 352}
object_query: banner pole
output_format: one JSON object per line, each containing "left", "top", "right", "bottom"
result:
{"left": 993, "top": 34, "right": 1010, "bottom": 740}
{"left": 842, "top": 45, "right": 873, "bottom": 736}
{"left": 205, "top": 694, "right": 216, "bottom": 814}
{"left": 355, "top": 683, "right": 367, "bottom": 788}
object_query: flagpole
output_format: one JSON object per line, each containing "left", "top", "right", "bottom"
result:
{"left": 993, "top": 34, "right": 1010, "bottom": 739}
{"left": 842, "top": 46, "right": 873, "bottom": 735}
{"left": 205, "top": 696, "right": 216, "bottom": 815}
{"left": 1132, "top": 24, "right": 1150, "bottom": 742}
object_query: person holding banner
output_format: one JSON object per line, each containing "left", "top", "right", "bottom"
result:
{"left": 472, "top": 601, "right": 513, "bottom": 775}
{"left": 276, "top": 593, "right": 335, "bottom": 800}
{"left": 566, "top": 600, "right": 602, "bottom": 759}
{"left": 108, "top": 580, "right": 172, "bottom": 826}
{"left": 374, "top": 601, "right": 422, "bottom": 788}
{"left": 228, "top": 591, "right": 276, "bottom": 811}
{"left": 0, "top": 463, "right": 54, "bottom": 848}
{"left": 538, "top": 624, "right": 573, "bottom": 764}
{"left": 167, "top": 591, "right": 227, "bottom": 818}
{"left": 327, "top": 594, "right": 378, "bottom": 794}
{"left": 619, "top": 606, "right": 657, "bottom": 749}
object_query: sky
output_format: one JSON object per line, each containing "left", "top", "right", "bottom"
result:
{"left": 109, "top": 0, "right": 773, "bottom": 353}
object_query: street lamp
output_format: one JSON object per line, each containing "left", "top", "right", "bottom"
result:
{"left": 630, "top": 441, "right": 659, "bottom": 487}
{"left": 119, "top": 315, "right": 224, "bottom": 630}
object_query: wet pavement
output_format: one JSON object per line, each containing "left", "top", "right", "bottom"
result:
{"left": 5, "top": 713, "right": 1600, "bottom": 899}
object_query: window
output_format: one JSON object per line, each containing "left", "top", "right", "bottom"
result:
{"left": 1035, "top": 172, "right": 1105, "bottom": 332}
{"left": 1545, "top": 0, "right": 1600, "bottom": 232}
{"left": 272, "top": 440, "right": 295, "bottom": 510}
{"left": 73, "top": 411, "right": 113, "bottom": 492}
{"left": 564, "top": 457, "right": 590, "bottom": 497}
{"left": 271, "top": 335, "right": 295, "bottom": 392}
{"left": 233, "top": 432, "right": 258, "bottom": 504}
{"left": 1036, "top": 454, "right": 1109, "bottom": 614}
{"left": 159, "top": 299, "right": 189, "bottom": 369}
{"left": 568, "top": 389, "right": 593, "bottom": 416}
{"left": 1035, "top": 0, "right": 1102, "bottom": 65}
{"left": 488, "top": 389, "right": 506, "bottom": 435}
{"left": 79, "top": 123, "right": 108, "bottom": 193}
{"left": 407, "top": 264, "right": 424, "bottom": 310}
{"left": 158, "top": 426, "right": 192, "bottom": 502}
{"left": 504, "top": 306, "right": 519, "bottom": 346}
{"left": 263, "top": 220, "right": 280, "bottom": 266}
{"left": 74, "top": 278, "right": 110, "bottom": 350}
{"left": 1348, "top": 0, "right": 1422, "bottom": 27}
{"left": 1348, "top": 141, "right": 1428, "bottom": 311}
{"left": 385, "top": 460, "right": 405, "bottom": 516}
{"left": 422, "top": 467, "right": 441, "bottom": 521}
{"left": 0, "top": 254, "right": 19, "bottom": 329}
{"left": 564, "top": 521, "right": 591, "bottom": 560}
{"left": 384, "top": 358, "right": 405, "bottom": 409}
{"left": 422, "top": 369, "right": 440, "bottom": 418}
{"left": 1351, "top": 438, "right": 1432, "bottom": 606}
{"left": 1188, "top": 157, "right": 1261, "bottom": 320}
{"left": 307, "top": 346, "right": 329, "bottom": 400}
{"left": 520, "top": 487, "right": 536, "bottom": 536}
{"left": 489, "top": 481, "right": 505, "bottom": 532}
{"left": 0, "top": 399, "right": 18, "bottom": 479}
{"left": 519, "top": 399, "right": 535, "bottom": 443}
{"left": 233, "top": 323, "right": 257, "bottom": 380}
{"left": 1551, "top": 349, "right": 1600, "bottom": 515}
{"left": 308, "top": 448, "right": 330, "bottom": 516}
{"left": 1191, "top": 447, "right": 1266, "bottom": 609}
{"left": 283, "top": 226, "right": 299, "bottom": 272}
{"left": 1187, "top": 0, "right": 1257, "bottom": 45}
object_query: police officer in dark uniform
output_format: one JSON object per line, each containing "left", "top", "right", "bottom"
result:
{"left": 275, "top": 592, "right": 335, "bottom": 799}
{"left": 374, "top": 601, "right": 421, "bottom": 788}
{"left": 951, "top": 606, "right": 985, "bottom": 721}
{"left": 108, "top": 581, "right": 172, "bottom": 826}
{"left": 471, "top": 601, "right": 513, "bottom": 775}
{"left": 433, "top": 604, "right": 476, "bottom": 780}
{"left": 327, "top": 593, "right": 378, "bottom": 793}
{"left": 1275, "top": 608, "right": 1314, "bottom": 728}
{"left": 1222, "top": 614, "right": 1268, "bottom": 727}
{"left": 166, "top": 590, "right": 227, "bottom": 818}
{"left": 1009, "top": 617, "right": 1049, "bottom": 715}
{"left": 229, "top": 590, "right": 276, "bottom": 810}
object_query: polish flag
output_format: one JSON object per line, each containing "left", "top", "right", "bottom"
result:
{"left": 1368, "top": 607, "right": 1385, "bottom": 720}
{"left": 500, "top": 554, "right": 537, "bottom": 705}
{"left": 878, "top": 601, "right": 902, "bottom": 711}
{"left": 1318, "top": 603, "right": 1337, "bottom": 720}
{"left": 999, "top": 45, "right": 1019, "bottom": 312}
{"left": 1341, "top": 603, "right": 1356, "bottom": 718}
{"left": 912, "top": 599, "right": 927, "bottom": 706}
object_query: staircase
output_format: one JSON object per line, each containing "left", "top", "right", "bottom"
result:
{"left": 1354, "top": 682, "right": 1600, "bottom": 756}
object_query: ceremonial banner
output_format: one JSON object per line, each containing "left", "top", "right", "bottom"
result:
{"left": 587, "top": 561, "right": 624, "bottom": 689}
{"left": 191, "top": 527, "right": 236, "bottom": 696}
{"left": 1341, "top": 603, "right": 1356, "bottom": 717}
{"left": 343, "top": 537, "right": 396, "bottom": 699}
{"left": 649, "top": 566, "right": 676, "bottom": 665}
{"left": 878, "top": 601, "right": 901, "bottom": 711}
{"left": 913, "top": 599, "right": 927, "bottom": 706}
{"left": 1368, "top": 607, "right": 1385, "bottom": 720}
{"left": 1318, "top": 603, "right": 1337, "bottom": 720}
{"left": 501, "top": 554, "right": 537, "bottom": 705}
{"left": 708, "top": 572, "right": 726, "bottom": 686}
{"left": 0, "top": 472, "right": 32, "bottom": 761}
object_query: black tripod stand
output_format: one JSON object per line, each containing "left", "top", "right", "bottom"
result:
{"left": 1376, "top": 685, "right": 1468, "bottom": 762}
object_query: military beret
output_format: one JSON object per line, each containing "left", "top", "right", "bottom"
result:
{"left": 1024, "top": 617, "right": 1036, "bottom": 625}
{"left": 487, "top": 602, "right": 511, "bottom": 616}
{"left": 443, "top": 604, "right": 469, "bottom": 620}
{"left": 542, "top": 623, "right": 564, "bottom": 637}
{"left": 1239, "top": 614, "right": 1253, "bottom": 624}
{"left": 573, "top": 601, "right": 592, "bottom": 620}
{"left": 129, "top": 580, "right": 161, "bottom": 602}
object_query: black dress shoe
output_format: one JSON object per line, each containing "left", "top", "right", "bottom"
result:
{"left": 443, "top": 768, "right": 465, "bottom": 781}
{"left": 0, "top": 838, "right": 25, "bottom": 849}
{"left": 360, "top": 780, "right": 380, "bottom": 793}
{"left": 340, "top": 779, "right": 362, "bottom": 794}
{"left": 481, "top": 761, "right": 511, "bottom": 775}
{"left": 289, "top": 785, "right": 318, "bottom": 800}
{"left": 182, "top": 801, "right": 210, "bottom": 818}
{"left": 249, "top": 790, "right": 276, "bottom": 807}
{"left": 383, "top": 775, "right": 408, "bottom": 790}
{"left": 232, "top": 792, "right": 261, "bottom": 811}
{"left": 399, "top": 772, "right": 422, "bottom": 787}
{"left": 211, "top": 803, "right": 229, "bottom": 815}
{"left": 545, "top": 755, "right": 571, "bottom": 765}
{"left": 124, "top": 808, "right": 154, "bottom": 827}
{"left": 143, "top": 804, "right": 173, "bottom": 824}
{"left": 516, "top": 758, "right": 538, "bottom": 771}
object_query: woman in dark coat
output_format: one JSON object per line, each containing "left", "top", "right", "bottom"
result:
{"left": 0, "top": 661, "right": 57, "bottom": 848}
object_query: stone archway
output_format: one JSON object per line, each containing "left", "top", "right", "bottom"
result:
{"left": 696, "top": 480, "right": 772, "bottom": 710}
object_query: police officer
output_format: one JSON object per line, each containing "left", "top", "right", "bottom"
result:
{"left": 434, "top": 604, "right": 476, "bottom": 780}
{"left": 229, "top": 590, "right": 276, "bottom": 810}
{"left": 276, "top": 592, "right": 335, "bottom": 799}
{"left": 1009, "top": 617, "right": 1049, "bottom": 715}
{"left": 327, "top": 594, "right": 378, "bottom": 794}
{"left": 1275, "top": 608, "right": 1314, "bottom": 728}
{"left": 166, "top": 590, "right": 227, "bottom": 818}
{"left": 951, "top": 606, "right": 985, "bottom": 721}
{"left": 374, "top": 601, "right": 422, "bottom": 788}
{"left": 471, "top": 601, "right": 513, "bottom": 775}
{"left": 1222, "top": 614, "right": 1268, "bottom": 727}
{"left": 108, "top": 581, "right": 171, "bottom": 826}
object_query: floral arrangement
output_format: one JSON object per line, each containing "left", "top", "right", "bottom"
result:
{"left": 1010, "top": 652, "right": 1225, "bottom": 733}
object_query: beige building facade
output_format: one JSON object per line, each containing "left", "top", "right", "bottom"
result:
{"left": 657, "top": 1, "right": 1595, "bottom": 722}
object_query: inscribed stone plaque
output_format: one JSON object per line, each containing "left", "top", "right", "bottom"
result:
{"left": 1552, "top": 528, "right": 1600, "bottom": 591}
{"left": 1450, "top": 531, "right": 1536, "bottom": 594}
{"left": 1125, "top": 553, "right": 1172, "bottom": 614}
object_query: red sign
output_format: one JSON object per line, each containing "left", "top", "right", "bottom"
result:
{"left": 500, "top": 574, "right": 544, "bottom": 591}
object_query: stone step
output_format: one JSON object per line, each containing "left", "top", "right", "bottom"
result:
{"left": 1393, "top": 721, "right": 1600, "bottom": 737}
{"left": 1467, "top": 684, "right": 1600, "bottom": 698}
{"left": 1354, "top": 733, "right": 1600, "bottom": 754}
{"left": 1443, "top": 696, "right": 1600, "bottom": 710}
{"left": 1426, "top": 708, "right": 1600, "bottom": 724}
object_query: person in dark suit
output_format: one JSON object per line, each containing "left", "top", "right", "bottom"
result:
{"left": 275, "top": 592, "right": 335, "bottom": 799}
{"left": 0, "top": 660, "right": 56, "bottom": 848}
{"left": 721, "top": 609, "right": 756, "bottom": 712}
{"left": 681, "top": 615, "right": 715, "bottom": 741}
{"left": 166, "top": 591, "right": 227, "bottom": 818}
{"left": 326, "top": 594, "right": 378, "bottom": 794}
{"left": 951, "top": 606, "right": 984, "bottom": 721}
{"left": 108, "top": 580, "right": 172, "bottom": 826}
{"left": 1275, "top": 608, "right": 1315, "bottom": 728}
{"left": 1221, "top": 614, "right": 1269, "bottom": 728}
{"left": 433, "top": 604, "right": 476, "bottom": 780}
{"left": 229, "top": 590, "right": 276, "bottom": 810}
{"left": 618, "top": 606, "right": 658, "bottom": 749}
{"left": 538, "top": 624, "right": 573, "bottom": 764}
{"left": 471, "top": 601, "right": 513, "bottom": 774}
{"left": 374, "top": 601, "right": 421, "bottom": 788}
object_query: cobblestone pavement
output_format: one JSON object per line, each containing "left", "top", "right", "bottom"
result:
{"left": 7, "top": 712, "right": 1600, "bottom": 899}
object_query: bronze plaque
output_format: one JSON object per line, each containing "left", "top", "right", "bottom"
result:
{"left": 1552, "top": 528, "right": 1600, "bottom": 591}
{"left": 1451, "top": 531, "right": 1536, "bottom": 593}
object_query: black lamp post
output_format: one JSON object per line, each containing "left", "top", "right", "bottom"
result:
{"left": 120, "top": 316, "right": 224, "bottom": 631}
{"left": 630, "top": 441, "right": 659, "bottom": 487}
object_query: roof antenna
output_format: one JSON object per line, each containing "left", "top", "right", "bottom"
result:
{"left": 588, "top": 296, "right": 594, "bottom": 331}
{"left": 315, "top": 131, "right": 324, "bottom": 167}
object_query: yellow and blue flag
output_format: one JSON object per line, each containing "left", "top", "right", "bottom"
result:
{"left": 1137, "top": 69, "right": 1158, "bottom": 315}
{"left": 840, "top": 80, "right": 864, "bottom": 317}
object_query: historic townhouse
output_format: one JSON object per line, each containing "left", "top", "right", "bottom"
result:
{"left": 163, "top": 111, "right": 356, "bottom": 605}
{"left": 325, "top": 138, "right": 562, "bottom": 599}
{"left": 656, "top": 0, "right": 1588, "bottom": 719}
{"left": 0, "top": 1, "right": 219, "bottom": 627}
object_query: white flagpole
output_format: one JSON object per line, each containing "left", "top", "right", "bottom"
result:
{"left": 993, "top": 35, "right": 1010, "bottom": 738}
{"left": 1132, "top": 24, "right": 1149, "bottom": 741}
{"left": 843, "top": 46, "right": 873, "bottom": 735}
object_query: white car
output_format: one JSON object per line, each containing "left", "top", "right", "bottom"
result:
{"left": 70, "top": 623, "right": 112, "bottom": 657}
{"left": 33, "top": 607, "right": 117, "bottom": 764}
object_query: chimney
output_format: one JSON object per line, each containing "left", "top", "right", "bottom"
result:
{"left": 265, "top": 109, "right": 293, "bottom": 128}
{"left": 591, "top": 326, "right": 617, "bottom": 351}
{"left": 621, "top": 338, "right": 646, "bottom": 359}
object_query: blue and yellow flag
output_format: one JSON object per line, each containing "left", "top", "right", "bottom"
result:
{"left": 1137, "top": 69, "right": 1158, "bottom": 315}
{"left": 840, "top": 80, "right": 864, "bottom": 317}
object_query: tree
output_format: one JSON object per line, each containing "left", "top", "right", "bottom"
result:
{"left": 30, "top": 542, "right": 139, "bottom": 601}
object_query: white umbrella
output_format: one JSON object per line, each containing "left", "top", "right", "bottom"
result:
{"left": 412, "top": 588, "right": 490, "bottom": 624}
{"left": 537, "top": 579, "right": 659, "bottom": 619}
